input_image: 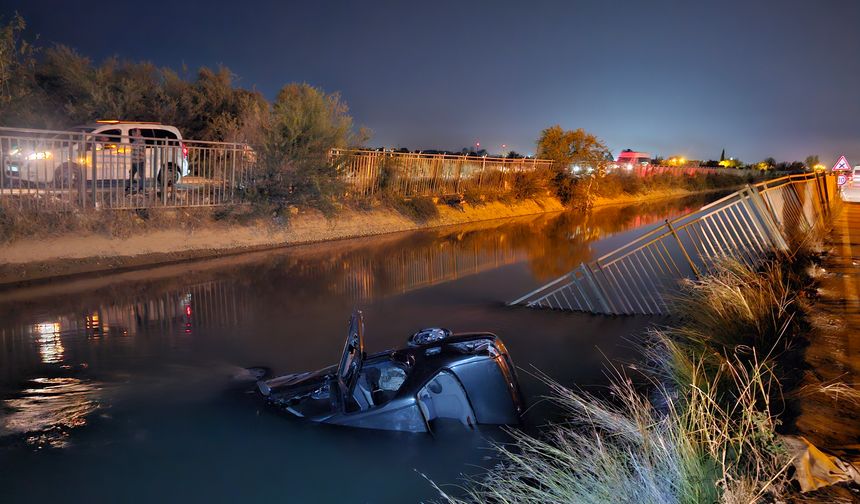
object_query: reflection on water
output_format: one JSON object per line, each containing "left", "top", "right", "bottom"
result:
{"left": 0, "top": 193, "right": 725, "bottom": 502}
{"left": 35, "top": 322, "right": 64, "bottom": 364}
{"left": 1, "top": 377, "right": 103, "bottom": 449}
{"left": 2, "top": 196, "right": 706, "bottom": 332}
{"left": 0, "top": 195, "right": 711, "bottom": 449}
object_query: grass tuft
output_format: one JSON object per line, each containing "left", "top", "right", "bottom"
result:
{"left": 439, "top": 257, "right": 820, "bottom": 503}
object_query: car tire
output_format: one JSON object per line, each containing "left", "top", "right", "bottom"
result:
{"left": 156, "top": 162, "right": 180, "bottom": 198}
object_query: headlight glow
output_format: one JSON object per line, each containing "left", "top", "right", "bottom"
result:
{"left": 26, "top": 151, "right": 53, "bottom": 161}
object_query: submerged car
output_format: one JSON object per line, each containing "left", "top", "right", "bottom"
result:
{"left": 254, "top": 311, "right": 523, "bottom": 433}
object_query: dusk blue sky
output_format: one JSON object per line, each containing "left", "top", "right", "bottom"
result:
{"left": 4, "top": 0, "right": 860, "bottom": 164}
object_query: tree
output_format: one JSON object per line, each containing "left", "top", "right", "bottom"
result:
{"left": 0, "top": 14, "right": 47, "bottom": 127}
{"left": 804, "top": 155, "right": 820, "bottom": 171}
{"left": 720, "top": 149, "right": 726, "bottom": 162}
{"left": 506, "top": 150, "right": 524, "bottom": 159}
{"left": 536, "top": 125, "right": 611, "bottom": 173}
{"left": 536, "top": 125, "right": 611, "bottom": 208}
{"left": 763, "top": 157, "right": 776, "bottom": 169}
{"left": 255, "top": 83, "right": 366, "bottom": 214}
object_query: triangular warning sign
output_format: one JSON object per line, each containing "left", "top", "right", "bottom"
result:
{"left": 832, "top": 155, "right": 852, "bottom": 172}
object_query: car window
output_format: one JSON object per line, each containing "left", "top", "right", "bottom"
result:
{"left": 92, "top": 129, "right": 123, "bottom": 150}
{"left": 139, "top": 128, "right": 178, "bottom": 145}
{"left": 154, "top": 129, "right": 178, "bottom": 140}
{"left": 416, "top": 370, "right": 475, "bottom": 428}
{"left": 138, "top": 129, "right": 158, "bottom": 146}
{"left": 95, "top": 129, "right": 122, "bottom": 141}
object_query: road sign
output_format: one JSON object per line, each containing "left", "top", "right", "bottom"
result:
{"left": 832, "top": 155, "right": 852, "bottom": 172}
{"left": 837, "top": 173, "right": 848, "bottom": 187}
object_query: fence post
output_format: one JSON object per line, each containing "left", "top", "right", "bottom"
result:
{"left": 581, "top": 264, "right": 614, "bottom": 314}
{"left": 230, "top": 146, "right": 237, "bottom": 202}
{"left": 0, "top": 138, "right": 5, "bottom": 191}
{"left": 746, "top": 184, "right": 789, "bottom": 251}
{"left": 666, "top": 219, "right": 700, "bottom": 278}
{"left": 454, "top": 155, "right": 463, "bottom": 193}
{"left": 69, "top": 137, "right": 79, "bottom": 207}
{"left": 90, "top": 137, "right": 97, "bottom": 208}
{"left": 811, "top": 171, "right": 825, "bottom": 219}
{"left": 481, "top": 156, "right": 487, "bottom": 190}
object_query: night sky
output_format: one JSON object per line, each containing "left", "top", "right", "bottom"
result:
{"left": 4, "top": 0, "right": 860, "bottom": 164}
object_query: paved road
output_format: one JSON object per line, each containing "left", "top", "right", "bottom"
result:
{"left": 794, "top": 201, "right": 860, "bottom": 468}
{"left": 839, "top": 179, "right": 860, "bottom": 203}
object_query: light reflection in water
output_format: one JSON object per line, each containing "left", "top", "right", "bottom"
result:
{"left": 0, "top": 194, "right": 719, "bottom": 452}
{"left": 34, "top": 322, "right": 64, "bottom": 364}
{"left": 1, "top": 377, "right": 102, "bottom": 449}
{"left": 1, "top": 196, "right": 713, "bottom": 348}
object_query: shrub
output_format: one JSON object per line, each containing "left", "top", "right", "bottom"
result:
{"left": 251, "top": 84, "right": 366, "bottom": 216}
{"left": 394, "top": 196, "right": 439, "bottom": 222}
{"left": 510, "top": 168, "right": 550, "bottom": 200}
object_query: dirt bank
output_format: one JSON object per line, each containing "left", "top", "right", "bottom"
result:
{"left": 0, "top": 198, "right": 563, "bottom": 286}
{"left": 0, "top": 187, "right": 728, "bottom": 286}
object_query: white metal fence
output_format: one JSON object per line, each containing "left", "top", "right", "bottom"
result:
{"left": 510, "top": 173, "right": 835, "bottom": 315}
{"left": 0, "top": 127, "right": 254, "bottom": 210}
{"left": 2, "top": 126, "right": 760, "bottom": 212}
{"left": 332, "top": 149, "right": 555, "bottom": 198}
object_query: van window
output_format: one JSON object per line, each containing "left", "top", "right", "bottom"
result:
{"left": 94, "top": 129, "right": 122, "bottom": 142}
{"left": 140, "top": 129, "right": 178, "bottom": 145}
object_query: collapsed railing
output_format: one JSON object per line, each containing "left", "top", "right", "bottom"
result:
{"left": 509, "top": 173, "right": 835, "bottom": 315}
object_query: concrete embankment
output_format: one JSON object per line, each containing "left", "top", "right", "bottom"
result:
{"left": 0, "top": 187, "right": 719, "bottom": 286}
{"left": 0, "top": 197, "right": 561, "bottom": 286}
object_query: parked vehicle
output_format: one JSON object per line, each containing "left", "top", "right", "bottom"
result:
{"left": 3, "top": 120, "right": 189, "bottom": 189}
{"left": 253, "top": 311, "right": 524, "bottom": 433}
{"left": 612, "top": 149, "right": 651, "bottom": 171}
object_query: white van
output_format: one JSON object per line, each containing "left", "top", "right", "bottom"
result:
{"left": 5, "top": 120, "right": 189, "bottom": 188}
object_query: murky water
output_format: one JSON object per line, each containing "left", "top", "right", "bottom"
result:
{"left": 0, "top": 195, "right": 722, "bottom": 503}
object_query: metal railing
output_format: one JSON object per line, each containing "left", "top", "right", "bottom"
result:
{"left": 332, "top": 149, "right": 555, "bottom": 198}
{"left": 0, "top": 127, "right": 254, "bottom": 210}
{"left": 1, "top": 126, "right": 762, "bottom": 212}
{"left": 509, "top": 173, "right": 835, "bottom": 315}
{"left": 621, "top": 164, "right": 760, "bottom": 178}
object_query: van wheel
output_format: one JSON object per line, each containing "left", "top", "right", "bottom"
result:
{"left": 53, "top": 163, "right": 82, "bottom": 189}
{"left": 156, "top": 163, "right": 180, "bottom": 198}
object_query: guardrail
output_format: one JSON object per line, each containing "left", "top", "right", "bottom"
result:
{"left": 0, "top": 127, "right": 254, "bottom": 210}
{"left": 621, "top": 164, "right": 760, "bottom": 178}
{"left": 332, "top": 149, "right": 555, "bottom": 198}
{"left": 1, "top": 125, "right": 765, "bottom": 212}
{"left": 509, "top": 172, "right": 834, "bottom": 315}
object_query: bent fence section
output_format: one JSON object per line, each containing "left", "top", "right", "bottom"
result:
{"left": 509, "top": 173, "right": 835, "bottom": 315}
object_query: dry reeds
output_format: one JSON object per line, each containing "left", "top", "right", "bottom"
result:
{"left": 438, "top": 259, "right": 810, "bottom": 503}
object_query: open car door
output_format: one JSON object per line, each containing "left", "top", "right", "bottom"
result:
{"left": 337, "top": 310, "right": 365, "bottom": 407}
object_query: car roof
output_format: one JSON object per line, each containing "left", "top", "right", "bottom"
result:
{"left": 75, "top": 122, "right": 182, "bottom": 134}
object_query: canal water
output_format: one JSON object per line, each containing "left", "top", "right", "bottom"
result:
{"left": 0, "top": 194, "right": 721, "bottom": 503}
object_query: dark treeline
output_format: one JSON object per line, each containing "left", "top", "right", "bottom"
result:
{"left": 1, "top": 14, "right": 369, "bottom": 213}
{"left": 1, "top": 18, "right": 260, "bottom": 141}
{"left": 0, "top": 15, "right": 362, "bottom": 143}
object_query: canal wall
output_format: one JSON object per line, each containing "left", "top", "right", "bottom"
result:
{"left": 0, "top": 187, "right": 718, "bottom": 286}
